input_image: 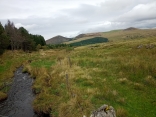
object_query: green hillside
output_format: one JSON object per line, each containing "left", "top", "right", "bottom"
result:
{"left": 66, "top": 28, "right": 156, "bottom": 44}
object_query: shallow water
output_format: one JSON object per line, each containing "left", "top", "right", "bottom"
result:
{"left": 0, "top": 67, "right": 37, "bottom": 117}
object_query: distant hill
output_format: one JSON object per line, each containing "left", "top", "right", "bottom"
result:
{"left": 124, "top": 27, "right": 138, "bottom": 31}
{"left": 47, "top": 28, "right": 156, "bottom": 45}
{"left": 75, "top": 33, "right": 101, "bottom": 39}
{"left": 75, "top": 34, "right": 86, "bottom": 39}
{"left": 65, "top": 28, "right": 156, "bottom": 44}
{"left": 46, "top": 35, "right": 72, "bottom": 44}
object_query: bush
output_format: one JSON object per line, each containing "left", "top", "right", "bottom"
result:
{"left": 36, "top": 44, "right": 42, "bottom": 50}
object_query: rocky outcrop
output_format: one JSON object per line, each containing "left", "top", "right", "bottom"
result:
{"left": 90, "top": 104, "right": 116, "bottom": 117}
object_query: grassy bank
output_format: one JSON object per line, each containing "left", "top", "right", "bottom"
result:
{"left": 0, "top": 37, "right": 156, "bottom": 117}
{"left": 0, "top": 50, "right": 27, "bottom": 100}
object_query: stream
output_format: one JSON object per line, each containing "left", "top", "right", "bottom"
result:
{"left": 0, "top": 67, "right": 37, "bottom": 117}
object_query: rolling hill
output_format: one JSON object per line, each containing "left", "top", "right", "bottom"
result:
{"left": 65, "top": 28, "right": 156, "bottom": 44}
{"left": 46, "top": 28, "right": 156, "bottom": 46}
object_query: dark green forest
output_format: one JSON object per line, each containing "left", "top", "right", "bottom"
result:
{"left": 0, "top": 20, "right": 46, "bottom": 54}
{"left": 70, "top": 37, "right": 108, "bottom": 46}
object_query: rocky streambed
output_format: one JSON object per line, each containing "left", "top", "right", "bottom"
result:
{"left": 0, "top": 67, "right": 37, "bottom": 117}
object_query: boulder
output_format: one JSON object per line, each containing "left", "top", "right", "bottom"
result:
{"left": 90, "top": 104, "right": 116, "bottom": 117}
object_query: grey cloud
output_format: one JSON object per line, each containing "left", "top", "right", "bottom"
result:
{"left": 0, "top": 0, "right": 156, "bottom": 39}
{"left": 114, "top": 1, "right": 156, "bottom": 22}
{"left": 4, "top": 15, "right": 85, "bottom": 38}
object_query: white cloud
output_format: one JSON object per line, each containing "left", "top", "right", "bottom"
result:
{"left": 15, "top": 23, "right": 37, "bottom": 30}
{"left": 115, "top": 1, "right": 156, "bottom": 22}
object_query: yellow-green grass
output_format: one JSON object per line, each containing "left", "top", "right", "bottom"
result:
{"left": 31, "top": 37, "right": 156, "bottom": 117}
{"left": 0, "top": 36, "right": 156, "bottom": 117}
{"left": 0, "top": 50, "right": 28, "bottom": 100}
{"left": 69, "top": 37, "right": 156, "bottom": 117}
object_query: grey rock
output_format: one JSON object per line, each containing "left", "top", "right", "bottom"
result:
{"left": 90, "top": 104, "right": 116, "bottom": 117}
{"left": 137, "top": 44, "right": 143, "bottom": 49}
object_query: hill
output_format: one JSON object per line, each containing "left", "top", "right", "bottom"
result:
{"left": 123, "top": 27, "right": 138, "bottom": 31}
{"left": 46, "top": 35, "right": 72, "bottom": 44}
{"left": 75, "top": 33, "right": 101, "bottom": 39}
{"left": 66, "top": 28, "right": 156, "bottom": 44}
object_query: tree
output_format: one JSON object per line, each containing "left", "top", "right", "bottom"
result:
{"left": 0, "top": 22, "right": 9, "bottom": 54}
{"left": 5, "top": 20, "right": 16, "bottom": 51}
{"left": 38, "top": 35, "right": 46, "bottom": 46}
{"left": 18, "top": 27, "right": 36, "bottom": 51}
{"left": 2, "top": 20, "right": 45, "bottom": 52}
{"left": 30, "top": 34, "right": 46, "bottom": 46}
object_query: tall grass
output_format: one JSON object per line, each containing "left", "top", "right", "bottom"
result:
{"left": 0, "top": 50, "right": 28, "bottom": 100}
{"left": 69, "top": 38, "right": 156, "bottom": 117}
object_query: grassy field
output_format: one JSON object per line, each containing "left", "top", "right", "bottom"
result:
{"left": 0, "top": 33, "right": 156, "bottom": 117}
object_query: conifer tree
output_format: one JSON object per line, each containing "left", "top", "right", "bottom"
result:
{"left": 5, "top": 20, "right": 16, "bottom": 51}
{"left": 0, "top": 22, "right": 9, "bottom": 54}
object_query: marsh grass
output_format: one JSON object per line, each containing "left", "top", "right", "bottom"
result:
{"left": 133, "top": 83, "right": 144, "bottom": 90}
{"left": 69, "top": 37, "right": 156, "bottom": 117}
{"left": 0, "top": 50, "right": 29, "bottom": 100}
{"left": 144, "top": 75, "right": 156, "bottom": 87}
{"left": 0, "top": 91, "right": 7, "bottom": 101}
{"left": 116, "top": 108, "right": 128, "bottom": 117}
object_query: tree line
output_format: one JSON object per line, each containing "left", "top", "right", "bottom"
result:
{"left": 0, "top": 20, "right": 46, "bottom": 55}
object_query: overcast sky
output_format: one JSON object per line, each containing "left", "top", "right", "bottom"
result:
{"left": 0, "top": 0, "right": 156, "bottom": 40}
